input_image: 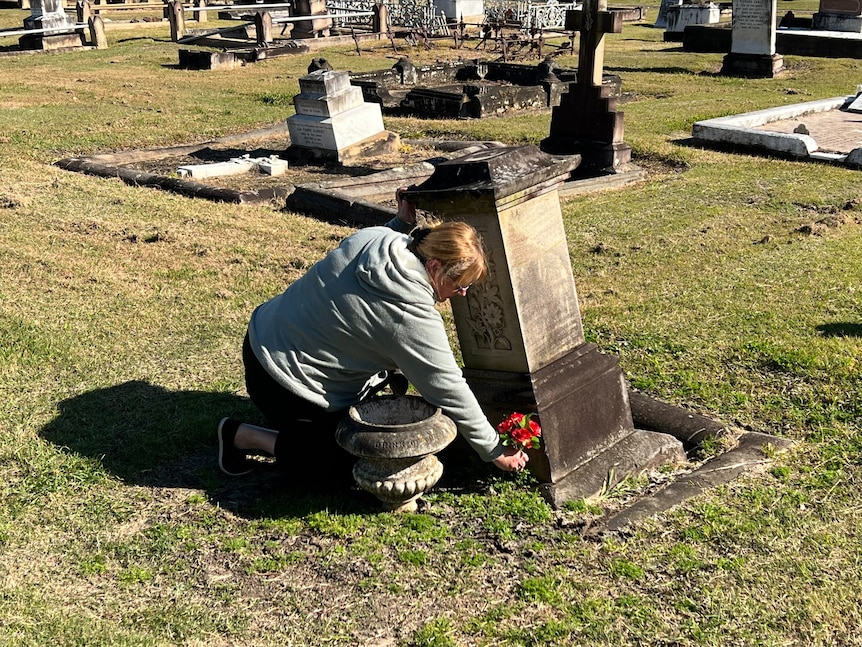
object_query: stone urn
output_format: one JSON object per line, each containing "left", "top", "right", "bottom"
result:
{"left": 335, "top": 395, "right": 457, "bottom": 512}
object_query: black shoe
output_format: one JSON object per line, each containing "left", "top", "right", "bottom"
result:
{"left": 218, "top": 417, "right": 253, "bottom": 476}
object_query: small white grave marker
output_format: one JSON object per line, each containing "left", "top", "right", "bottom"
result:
{"left": 177, "top": 155, "right": 288, "bottom": 179}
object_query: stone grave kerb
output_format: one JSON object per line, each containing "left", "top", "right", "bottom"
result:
{"left": 403, "top": 146, "right": 683, "bottom": 505}
{"left": 540, "top": 0, "right": 631, "bottom": 175}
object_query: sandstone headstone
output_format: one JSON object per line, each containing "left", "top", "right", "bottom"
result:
{"left": 292, "top": 0, "right": 331, "bottom": 38}
{"left": 403, "top": 146, "right": 685, "bottom": 505}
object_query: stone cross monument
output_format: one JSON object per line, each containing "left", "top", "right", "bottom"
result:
{"left": 720, "top": 0, "right": 784, "bottom": 77}
{"left": 540, "top": 0, "right": 631, "bottom": 175}
{"left": 403, "top": 146, "right": 684, "bottom": 506}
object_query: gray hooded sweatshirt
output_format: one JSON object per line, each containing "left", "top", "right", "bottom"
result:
{"left": 247, "top": 224, "right": 504, "bottom": 462}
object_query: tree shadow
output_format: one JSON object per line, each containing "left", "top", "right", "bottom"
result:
{"left": 816, "top": 322, "right": 862, "bottom": 337}
{"left": 39, "top": 379, "right": 495, "bottom": 518}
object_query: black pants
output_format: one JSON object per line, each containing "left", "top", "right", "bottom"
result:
{"left": 242, "top": 334, "right": 354, "bottom": 487}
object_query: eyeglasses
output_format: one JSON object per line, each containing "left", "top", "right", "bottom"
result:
{"left": 455, "top": 283, "right": 472, "bottom": 294}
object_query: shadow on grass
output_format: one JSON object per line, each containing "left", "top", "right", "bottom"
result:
{"left": 39, "top": 379, "right": 495, "bottom": 518}
{"left": 816, "top": 322, "right": 862, "bottom": 337}
{"left": 605, "top": 64, "right": 690, "bottom": 74}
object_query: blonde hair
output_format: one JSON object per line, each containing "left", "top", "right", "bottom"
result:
{"left": 409, "top": 221, "right": 488, "bottom": 286}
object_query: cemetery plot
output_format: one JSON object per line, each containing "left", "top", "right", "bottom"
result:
{"left": 692, "top": 90, "right": 862, "bottom": 169}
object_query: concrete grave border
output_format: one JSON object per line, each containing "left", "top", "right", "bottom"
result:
{"left": 692, "top": 94, "right": 862, "bottom": 166}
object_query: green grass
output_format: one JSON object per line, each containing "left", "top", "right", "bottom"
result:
{"left": 1, "top": 12, "right": 862, "bottom": 647}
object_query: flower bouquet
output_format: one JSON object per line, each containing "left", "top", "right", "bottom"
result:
{"left": 496, "top": 412, "right": 542, "bottom": 451}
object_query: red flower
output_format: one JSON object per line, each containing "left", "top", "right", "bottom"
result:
{"left": 496, "top": 412, "right": 542, "bottom": 451}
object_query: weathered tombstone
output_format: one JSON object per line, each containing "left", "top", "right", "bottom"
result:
{"left": 177, "top": 155, "right": 287, "bottom": 178}
{"left": 372, "top": 2, "right": 388, "bottom": 33}
{"left": 20, "top": 0, "right": 84, "bottom": 51}
{"left": 292, "top": 0, "right": 331, "bottom": 38}
{"left": 655, "top": 0, "right": 682, "bottom": 28}
{"left": 76, "top": 0, "right": 91, "bottom": 25}
{"left": 88, "top": 13, "right": 106, "bottom": 49}
{"left": 403, "top": 146, "right": 685, "bottom": 506}
{"left": 433, "top": 0, "right": 484, "bottom": 24}
{"left": 720, "top": 0, "right": 784, "bottom": 77}
{"left": 168, "top": 0, "right": 186, "bottom": 41}
{"left": 540, "top": 0, "right": 632, "bottom": 175}
{"left": 286, "top": 69, "right": 398, "bottom": 163}
{"left": 195, "top": 0, "right": 207, "bottom": 23}
{"left": 813, "top": 0, "right": 862, "bottom": 32}
{"left": 664, "top": 2, "right": 720, "bottom": 40}
{"left": 254, "top": 11, "right": 273, "bottom": 45}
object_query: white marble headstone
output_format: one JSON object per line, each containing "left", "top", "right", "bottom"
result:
{"left": 731, "top": 0, "right": 777, "bottom": 56}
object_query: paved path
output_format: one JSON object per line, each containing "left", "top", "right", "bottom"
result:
{"left": 754, "top": 107, "right": 862, "bottom": 154}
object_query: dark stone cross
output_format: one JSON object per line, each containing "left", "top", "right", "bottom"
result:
{"left": 540, "top": 0, "right": 632, "bottom": 174}
{"left": 572, "top": 0, "right": 620, "bottom": 88}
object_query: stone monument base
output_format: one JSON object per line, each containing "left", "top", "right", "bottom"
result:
{"left": 541, "top": 83, "right": 632, "bottom": 175}
{"left": 539, "top": 429, "right": 685, "bottom": 504}
{"left": 571, "top": 142, "right": 634, "bottom": 177}
{"left": 286, "top": 130, "right": 401, "bottom": 164}
{"left": 721, "top": 52, "right": 784, "bottom": 78}
{"left": 812, "top": 11, "right": 862, "bottom": 32}
{"left": 19, "top": 31, "right": 85, "bottom": 51}
{"left": 463, "top": 343, "right": 686, "bottom": 506}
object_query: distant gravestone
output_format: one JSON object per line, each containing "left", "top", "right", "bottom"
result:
{"left": 721, "top": 0, "right": 784, "bottom": 77}
{"left": 286, "top": 70, "right": 398, "bottom": 163}
{"left": 292, "top": 0, "right": 331, "bottom": 38}
{"left": 404, "top": 146, "right": 685, "bottom": 506}
{"left": 540, "top": 0, "right": 632, "bottom": 175}
{"left": 654, "top": 0, "right": 682, "bottom": 28}
{"left": 664, "top": 3, "right": 720, "bottom": 38}
{"left": 20, "top": 0, "right": 84, "bottom": 50}
{"left": 813, "top": 0, "right": 862, "bottom": 32}
{"left": 433, "top": 0, "right": 484, "bottom": 23}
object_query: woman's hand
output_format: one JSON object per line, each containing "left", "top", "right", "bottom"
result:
{"left": 492, "top": 447, "right": 529, "bottom": 472}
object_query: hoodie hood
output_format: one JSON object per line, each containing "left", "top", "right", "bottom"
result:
{"left": 353, "top": 227, "right": 433, "bottom": 305}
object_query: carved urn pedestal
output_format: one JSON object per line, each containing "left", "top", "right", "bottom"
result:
{"left": 335, "top": 396, "right": 457, "bottom": 512}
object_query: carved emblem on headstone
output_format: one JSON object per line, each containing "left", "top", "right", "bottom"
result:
{"left": 463, "top": 254, "right": 513, "bottom": 352}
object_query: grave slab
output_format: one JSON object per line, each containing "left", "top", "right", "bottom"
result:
{"left": 691, "top": 92, "right": 862, "bottom": 168}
